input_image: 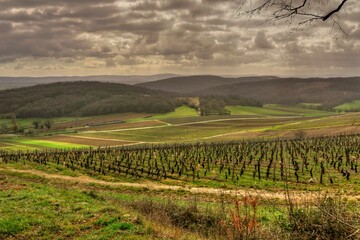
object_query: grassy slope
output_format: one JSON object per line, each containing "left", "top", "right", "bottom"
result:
{"left": 0, "top": 168, "right": 162, "bottom": 240}
{"left": 273, "top": 113, "right": 360, "bottom": 131}
{"left": 1, "top": 153, "right": 359, "bottom": 239}
{"left": 210, "top": 113, "right": 360, "bottom": 141}
{"left": 0, "top": 106, "right": 344, "bottom": 151}
{"left": 127, "top": 106, "right": 199, "bottom": 123}
{"left": 265, "top": 105, "right": 333, "bottom": 117}
{"left": 79, "top": 118, "right": 301, "bottom": 143}
{"left": 0, "top": 164, "right": 282, "bottom": 240}
{"left": 226, "top": 106, "right": 292, "bottom": 116}
{"left": 225, "top": 105, "right": 332, "bottom": 117}
{"left": 1, "top": 137, "right": 89, "bottom": 150}
{"left": 335, "top": 100, "right": 360, "bottom": 111}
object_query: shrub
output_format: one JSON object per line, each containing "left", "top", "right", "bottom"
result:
{"left": 283, "top": 195, "right": 360, "bottom": 240}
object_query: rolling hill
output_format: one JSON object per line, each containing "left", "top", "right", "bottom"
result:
{"left": 0, "top": 74, "right": 180, "bottom": 90}
{"left": 137, "top": 75, "right": 278, "bottom": 93}
{"left": 0, "top": 81, "right": 180, "bottom": 118}
{"left": 139, "top": 76, "right": 360, "bottom": 107}
{"left": 200, "top": 77, "right": 360, "bottom": 107}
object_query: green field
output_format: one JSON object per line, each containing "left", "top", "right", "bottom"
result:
{"left": 126, "top": 106, "right": 199, "bottom": 123}
{"left": 264, "top": 105, "right": 332, "bottom": 116}
{"left": 1, "top": 134, "right": 360, "bottom": 239}
{"left": 335, "top": 100, "right": 360, "bottom": 112}
{"left": 1, "top": 108, "right": 360, "bottom": 240}
{"left": 225, "top": 105, "right": 331, "bottom": 117}
{"left": 79, "top": 118, "right": 302, "bottom": 143}
{"left": 297, "top": 103, "right": 323, "bottom": 108}
{"left": 226, "top": 105, "right": 295, "bottom": 116}
{"left": 0, "top": 137, "right": 88, "bottom": 151}
{"left": 0, "top": 105, "right": 353, "bottom": 152}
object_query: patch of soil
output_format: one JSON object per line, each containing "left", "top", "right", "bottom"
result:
{"left": 0, "top": 179, "right": 26, "bottom": 191}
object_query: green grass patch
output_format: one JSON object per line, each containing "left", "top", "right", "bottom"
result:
{"left": 297, "top": 103, "right": 323, "bottom": 108}
{"left": 0, "top": 216, "right": 31, "bottom": 236}
{"left": 335, "top": 100, "right": 360, "bottom": 112}
{"left": 265, "top": 105, "right": 332, "bottom": 117}
{"left": 127, "top": 106, "right": 199, "bottom": 123}
{"left": 226, "top": 106, "right": 294, "bottom": 116}
{"left": 2, "top": 138, "right": 89, "bottom": 150}
{"left": 0, "top": 171, "right": 150, "bottom": 240}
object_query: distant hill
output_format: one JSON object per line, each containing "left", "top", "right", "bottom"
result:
{"left": 0, "top": 81, "right": 180, "bottom": 118}
{"left": 139, "top": 76, "right": 360, "bottom": 107}
{"left": 137, "top": 75, "right": 278, "bottom": 93}
{"left": 200, "top": 77, "right": 360, "bottom": 107}
{"left": 0, "top": 74, "right": 180, "bottom": 90}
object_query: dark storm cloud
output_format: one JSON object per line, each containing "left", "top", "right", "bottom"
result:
{"left": 0, "top": 0, "right": 359, "bottom": 76}
{"left": 0, "top": 0, "right": 242, "bottom": 65}
{"left": 254, "top": 31, "right": 275, "bottom": 49}
{"left": 0, "top": 0, "right": 117, "bottom": 9}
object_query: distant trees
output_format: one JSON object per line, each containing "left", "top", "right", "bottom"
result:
{"left": 0, "top": 114, "right": 24, "bottom": 134}
{"left": 44, "top": 120, "right": 53, "bottom": 130}
{"left": 199, "top": 96, "right": 262, "bottom": 115}
{"left": 10, "top": 114, "right": 19, "bottom": 132}
{"left": 0, "top": 123, "right": 8, "bottom": 134}
{"left": 32, "top": 120, "right": 41, "bottom": 129}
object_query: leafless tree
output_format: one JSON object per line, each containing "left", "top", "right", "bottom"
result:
{"left": 236, "top": 0, "right": 349, "bottom": 29}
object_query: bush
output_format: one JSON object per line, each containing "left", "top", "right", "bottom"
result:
{"left": 130, "top": 199, "right": 223, "bottom": 237}
{"left": 283, "top": 195, "right": 360, "bottom": 240}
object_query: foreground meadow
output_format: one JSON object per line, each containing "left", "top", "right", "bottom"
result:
{"left": 1, "top": 134, "right": 360, "bottom": 239}
{"left": 1, "top": 106, "right": 360, "bottom": 239}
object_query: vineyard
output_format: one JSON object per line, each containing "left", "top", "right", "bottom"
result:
{"left": 1, "top": 134, "right": 359, "bottom": 186}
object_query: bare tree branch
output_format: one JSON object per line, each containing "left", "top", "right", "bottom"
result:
{"left": 236, "top": 0, "right": 350, "bottom": 24}
{"left": 322, "top": 0, "right": 348, "bottom": 21}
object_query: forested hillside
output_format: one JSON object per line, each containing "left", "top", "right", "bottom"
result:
{"left": 0, "top": 81, "right": 180, "bottom": 118}
{"left": 201, "top": 77, "right": 360, "bottom": 108}
{"left": 137, "top": 75, "right": 278, "bottom": 93}
{"left": 140, "top": 76, "right": 360, "bottom": 108}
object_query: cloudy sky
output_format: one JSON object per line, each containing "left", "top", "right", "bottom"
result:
{"left": 0, "top": 0, "right": 359, "bottom": 77}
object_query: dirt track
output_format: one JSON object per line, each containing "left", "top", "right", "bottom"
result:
{"left": 0, "top": 167, "right": 351, "bottom": 203}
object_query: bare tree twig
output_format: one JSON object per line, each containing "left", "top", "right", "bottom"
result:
{"left": 236, "top": 0, "right": 350, "bottom": 24}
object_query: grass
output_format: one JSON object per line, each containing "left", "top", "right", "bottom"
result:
{"left": 225, "top": 105, "right": 332, "bottom": 117}
{"left": 226, "top": 106, "right": 294, "bottom": 116}
{"left": 0, "top": 137, "right": 89, "bottom": 151}
{"left": 127, "top": 106, "right": 199, "bottom": 123}
{"left": 273, "top": 113, "right": 360, "bottom": 131}
{"left": 1, "top": 163, "right": 359, "bottom": 240}
{"left": 0, "top": 171, "right": 152, "bottom": 239}
{"left": 0, "top": 108, "right": 350, "bottom": 152}
{"left": 80, "top": 118, "right": 300, "bottom": 143}
{"left": 164, "top": 114, "right": 263, "bottom": 125}
{"left": 2, "top": 113, "right": 353, "bottom": 151}
{"left": 335, "top": 100, "right": 360, "bottom": 112}
{"left": 297, "top": 103, "right": 323, "bottom": 107}
{"left": 264, "top": 105, "right": 333, "bottom": 117}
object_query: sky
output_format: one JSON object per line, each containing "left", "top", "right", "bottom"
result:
{"left": 0, "top": 0, "right": 359, "bottom": 77}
